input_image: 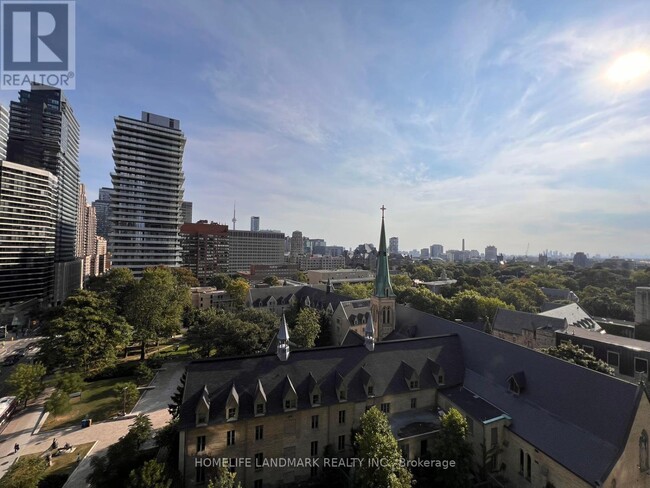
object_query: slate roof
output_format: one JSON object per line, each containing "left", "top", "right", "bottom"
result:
{"left": 539, "top": 303, "right": 601, "bottom": 330}
{"left": 540, "top": 287, "right": 578, "bottom": 301}
{"left": 492, "top": 308, "right": 567, "bottom": 335}
{"left": 560, "top": 326, "right": 650, "bottom": 353}
{"left": 340, "top": 300, "right": 371, "bottom": 325}
{"left": 440, "top": 387, "right": 507, "bottom": 423}
{"left": 393, "top": 305, "right": 642, "bottom": 485}
{"left": 180, "top": 335, "right": 464, "bottom": 430}
{"left": 247, "top": 286, "right": 298, "bottom": 307}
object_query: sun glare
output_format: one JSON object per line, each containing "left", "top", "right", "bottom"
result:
{"left": 606, "top": 51, "right": 650, "bottom": 84}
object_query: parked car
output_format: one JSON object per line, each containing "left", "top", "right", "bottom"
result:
{"left": 2, "top": 355, "right": 21, "bottom": 367}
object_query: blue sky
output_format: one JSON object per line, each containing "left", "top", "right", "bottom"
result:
{"left": 2, "top": 0, "right": 649, "bottom": 256}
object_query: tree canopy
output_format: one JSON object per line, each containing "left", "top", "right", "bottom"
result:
{"left": 125, "top": 267, "right": 189, "bottom": 359}
{"left": 542, "top": 342, "right": 615, "bottom": 376}
{"left": 7, "top": 363, "right": 47, "bottom": 407}
{"left": 40, "top": 290, "right": 132, "bottom": 372}
{"left": 354, "top": 407, "right": 413, "bottom": 488}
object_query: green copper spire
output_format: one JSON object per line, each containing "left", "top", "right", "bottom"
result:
{"left": 374, "top": 205, "right": 394, "bottom": 298}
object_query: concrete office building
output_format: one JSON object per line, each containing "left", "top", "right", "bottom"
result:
{"left": 430, "top": 244, "right": 443, "bottom": 258}
{"left": 181, "top": 221, "right": 229, "bottom": 285}
{"left": 389, "top": 236, "right": 399, "bottom": 255}
{"left": 637, "top": 287, "right": 650, "bottom": 325}
{"left": 6, "top": 84, "right": 81, "bottom": 304}
{"left": 92, "top": 187, "right": 112, "bottom": 239}
{"left": 228, "top": 230, "right": 285, "bottom": 273}
{"left": 485, "top": 245, "right": 497, "bottom": 262}
{"left": 0, "top": 161, "right": 58, "bottom": 305}
{"left": 290, "top": 231, "right": 303, "bottom": 261}
{"left": 251, "top": 216, "right": 260, "bottom": 232}
{"left": 109, "top": 112, "right": 186, "bottom": 277}
{"left": 182, "top": 201, "right": 193, "bottom": 224}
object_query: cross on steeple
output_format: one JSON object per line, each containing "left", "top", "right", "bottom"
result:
{"left": 380, "top": 205, "right": 386, "bottom": 218}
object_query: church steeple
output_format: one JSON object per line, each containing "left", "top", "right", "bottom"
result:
{"left": 374, "top": 205, "right": 394, "bottom": 298}
{"left": 371, "top": 206, "right": 396, "bottom": 340}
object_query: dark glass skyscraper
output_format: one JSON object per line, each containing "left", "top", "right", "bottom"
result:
{"left": 7, "top": 84, "right": 80, "bottom": 263}
{"left": 6, "top": 83, "right": 81, "bottom": 304}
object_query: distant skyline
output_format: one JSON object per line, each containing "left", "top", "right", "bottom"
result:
{"left": 1, "top": 0, "right": 649, "bottom": 256}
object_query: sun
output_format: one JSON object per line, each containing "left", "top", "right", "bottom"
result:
{"left": 606, "top": 51, "right": 650, "bottom": 84}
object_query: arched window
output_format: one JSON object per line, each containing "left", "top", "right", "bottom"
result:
{"left": 526, "top": 454, "right": 531, "bottom": 480}
{"left": 382, "top": 307, "right": 387, "bottom": 324}
{"left": 519, "top": 449, "right": 524, "bottom": 474}
{"left": 387, "top": 307, "right": 391, "bottom": 323}
{"left": 640, "top": 430, "right": 649, "bottom": 472}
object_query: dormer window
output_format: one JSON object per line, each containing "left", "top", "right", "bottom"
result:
{"left": 196, "top": 385, "right": 210, "bottom": 427}
{"left": 361, "top": 367, "right": 375, "bottom": 398}
{"left": 308, "top": 373, "right": 321, "bottom": 407}
{"left": 508, "top": 372, "right": 526, "bottom": 395}
{"left": 335, "top": 372, "right": 348, "bottom": 402}
{"left": 283, "top": 375, "right": 298, "bottom": 411}
{"left": 225, "top": 384, "right": 239, "bottom": 422}
{"left": 254, "top": 379, "right": 267, "bottom": 417}
{"left": 428, "top": 359, "right": 445, "bottom": 386}
{"left": 402, "top": 361, "right": 419, "bottom": 390}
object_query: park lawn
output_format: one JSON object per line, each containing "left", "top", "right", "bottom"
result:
{"left": 41, "top": 377, "right": 140, "bottom": 431}
{"left": 22, "top": 441, "right": 94, "bottom": 488}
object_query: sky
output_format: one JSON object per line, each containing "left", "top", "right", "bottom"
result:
{"left": 2, "top": 0, "right": 649, "bottom": 257}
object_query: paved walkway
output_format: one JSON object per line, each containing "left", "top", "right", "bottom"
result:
{"left": 0, "top": 362, "right": 186, "bottom": 487}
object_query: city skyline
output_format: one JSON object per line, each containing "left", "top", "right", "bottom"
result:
{"left": 0, "top": 1, "right": 648, "bottom": 256}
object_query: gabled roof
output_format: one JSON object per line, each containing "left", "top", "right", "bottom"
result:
{"left": 492, "top": 308, "right": 567, "bottom": 335}
{"left": 539, "top": 303, "right": 601, "bottom": 330}
{"left": 180, "top": 335, "right": 464, "bottom": 428}
{"left": 394, "top": 305, "right": 640, "bottom": 485}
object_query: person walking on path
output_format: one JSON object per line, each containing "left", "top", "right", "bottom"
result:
{"left": 13, "top": 443, "right": 19, "bottom": 454}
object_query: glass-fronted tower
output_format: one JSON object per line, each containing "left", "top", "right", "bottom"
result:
{"left": 109, "top": 112, "right": 185, "bottom": 277}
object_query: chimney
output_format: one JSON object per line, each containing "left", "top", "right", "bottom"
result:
{"left": 364, "top": 314, "right": 375, "bottom": 352}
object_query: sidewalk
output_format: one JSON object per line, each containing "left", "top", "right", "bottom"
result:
{"left": 0, "top": 362, "right": 185, "bottom": 487}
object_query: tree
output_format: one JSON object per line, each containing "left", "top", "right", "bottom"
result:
{"left": 207, "top": 274, "right": 233, "bottom": 290}
{"left": 452, "top": 290, "right": 511, "bottom": 322}
{"left": 354, "top": 407, "right": 413, "bottom": 488}
{"left": 127, "top": 460, "right": 171, "bottom": 488}
{"left": 411, "top": 265, "right": 434, "bottom": 282}
{"left": 542, "top": 342, "right": 615, "bottom": 375}
{"left": 207, "top": 465, "right": 242, "bottom": 488}
{"left": 1, "top": 456, "right": 48, "bottom": 488}
{"left": 262, "top": 276, "right": 280, "bottom": 286}
{"left": 125, "top": 267, "right": 188, "bottom": 360}
{"left": 338, "top": 282, "right": 373, "bottom": 299}
{"left": 85, "top": 267, "right": 136, "bottom": 315}
{"left": 169, "top": 372, "right": 186, "bottom": 420}
{"left": 114, "top": 382, "right": 140, "bottom": 414}
{"left": 7, "top": 363, "right": 46, "bottom": 407}
{"left": 45, "top": 389, "right": 71, "bottom": 417}
{"left": 291, "top": 308, "right": 321, "bottom": 348}
{"left": 54, "top": 372, "right": 85, "bottom": 394}
{"left": 226, "top": 278, "right": 250, "bottom": 309}
{"left": 88, "top": 414, "right": 153, "bottom": 487}
{"left": 430, "top": 408, "right": 473, "bottom": 487}
{"left": 170, "top": 267, "right": 200, "bottom": 288}
{"left": 40, "top": 290, "right": 132, "bottom": 373}
{"left": 186, "top": 309, "right": 275, "bottom": 358}
{"left": 135, "top": 363, "right": 154, "bottom": 385}
{"left": 125, "top": 414, "right": 153, "bottom": 448}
